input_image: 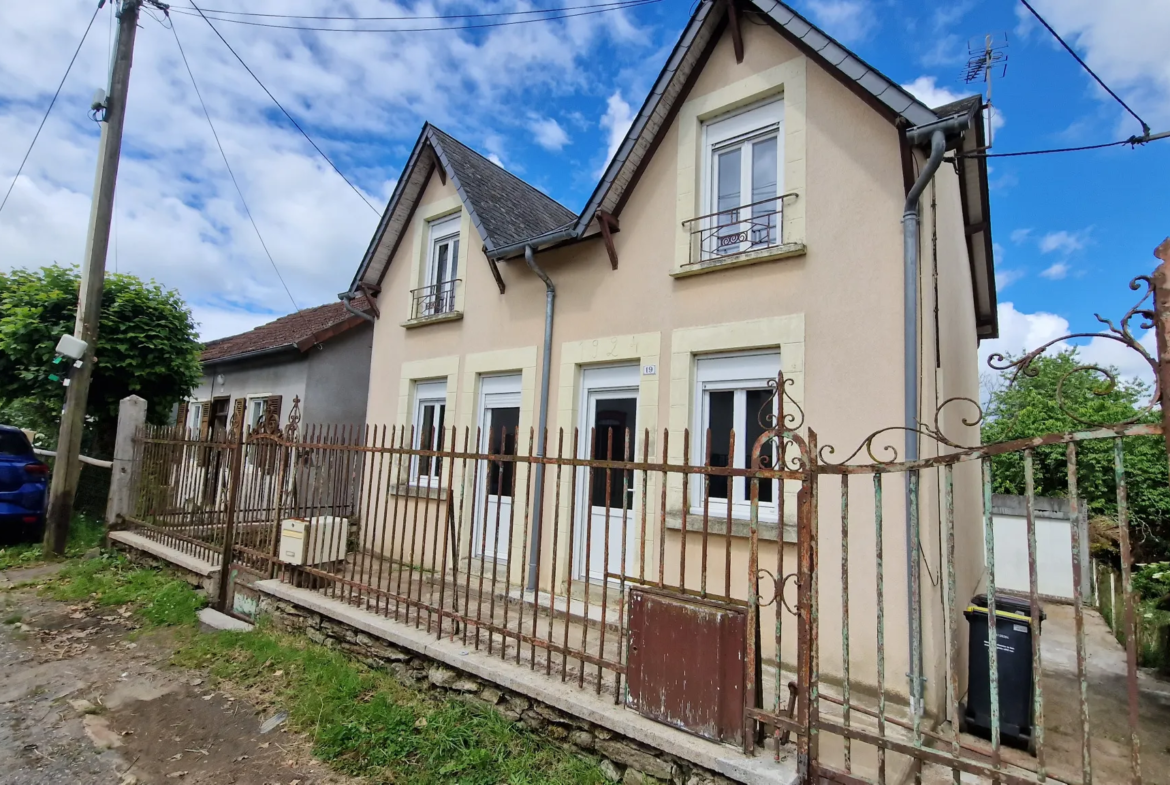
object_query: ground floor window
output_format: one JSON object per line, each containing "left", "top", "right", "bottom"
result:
{"left": 412, "top": 380, "right": 447, "bottom": 486}
{"left": 692, "top": 351, "right": 781, "bottom": 520}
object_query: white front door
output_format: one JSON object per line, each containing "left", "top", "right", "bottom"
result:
{"left": 475, "top": 375, "right": 522, "bottom": 561}
{"left": 576, "top": 366, "right": 639, "bottom": 582}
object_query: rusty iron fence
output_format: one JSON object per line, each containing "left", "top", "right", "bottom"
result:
{"left": 120, "top": 269, "right": 1170, "bottom": 784}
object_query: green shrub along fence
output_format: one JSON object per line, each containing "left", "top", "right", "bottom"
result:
{"left": 1095, "top": 560, "right": 1170, "bottom": 674}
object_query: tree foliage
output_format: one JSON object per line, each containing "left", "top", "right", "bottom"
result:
{"left": 981, "top": 349, "right": 1170, "bottom": 562}
{"left": 0, "top": 264, "right": 201, "bottom": 454}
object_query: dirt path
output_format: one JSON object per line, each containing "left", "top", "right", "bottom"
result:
{"left": 0, "top": 566, "right": 353, "bottom": 785}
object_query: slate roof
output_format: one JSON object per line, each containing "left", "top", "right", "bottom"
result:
{"left": 427, "top": 126, "right": 576, "bottom": 250}
{"left": 349, "top": 125, "right": 574, "bottom": 291}
{"left": 201, "top": 297, "right": 370, "bottom": 364}
{"left": 931, "top": 95, "right": 982, "bottom": 121}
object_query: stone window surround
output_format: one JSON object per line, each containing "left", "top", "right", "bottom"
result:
{"left": 674, "top": 58, "right": 808, "bottom": 277}
{"left": 667, "top": 315, "right": 805, "bottom": 542}
{"left": 395, "top": 356, "right": 461, "bottom": 492}
{"left": 402, "top": 194, "right": 471, "bottom": 327}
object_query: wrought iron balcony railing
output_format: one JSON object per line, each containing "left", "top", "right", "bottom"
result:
{"left": 410, "top": 279, "right": 460, "bottom": 320}
{"left": 681, "top": 193, "right": 798, "bottom": 266}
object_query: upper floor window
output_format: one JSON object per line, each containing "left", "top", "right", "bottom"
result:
{"left": 692, "top": 351, "right": 781, "bottom": 521}
{"left": 412, "top": 380, "right": 447, "bottom": 487}
{"left": 699, "top": 99, "right": 784, "bottom": 261}
{"left": 414, "top": 213, "right": 461, "bottom": 319}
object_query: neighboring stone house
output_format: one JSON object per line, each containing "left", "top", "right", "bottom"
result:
{"left": 337, "top": 0, "right": 996, "bottom": 752}
{"left": 185, "top": 298, "right": 374, "bottom": 436}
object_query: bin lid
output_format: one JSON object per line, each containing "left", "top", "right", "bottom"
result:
{"left": 967, "top": 593, "right": 1046, "bottom": 623}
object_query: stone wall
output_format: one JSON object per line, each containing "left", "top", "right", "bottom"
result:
{"left": 259, "top": 594, "right": 735, "bottom": 785}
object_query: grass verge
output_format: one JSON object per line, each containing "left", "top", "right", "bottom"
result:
{"left": 177, "top": 627, "right": 606, "bottom": 785}
{"left": 46, "top": 551, "right": 206, "bottom": 626}
{"left": 0, "top": 513, "right": 106, "bottom": 572}
{"left": 41, "top": 555, "right": 606, "bottom": 784}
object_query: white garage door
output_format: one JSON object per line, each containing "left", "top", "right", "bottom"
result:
{"left": 990, "top": 514, "right": 1075, "bottom": 600}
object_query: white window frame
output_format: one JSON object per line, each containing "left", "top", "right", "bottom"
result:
{"left": 411, "top": 380, "right": 448, "bottom": 487}
{"left": 246, "top": 395, "right": 270, "bottom": 433}
{"left": 186, "top": 400, "right": 206, "bottom": 434}
{"left": 701, "top": 98, "right": 784, "bottom": 258}
{"left": 423, "top": 213, "right": 461, "bottom": 316}
{"left": 691, "top": 351, "right": 781, "bottom": 522}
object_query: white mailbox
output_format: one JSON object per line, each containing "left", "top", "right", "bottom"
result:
{"left": 279, "top": 517, "right": 348, "bottom": 566}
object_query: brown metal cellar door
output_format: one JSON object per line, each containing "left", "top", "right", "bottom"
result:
{"left": 626, "top": 587, "right": 747, "bottom": 745}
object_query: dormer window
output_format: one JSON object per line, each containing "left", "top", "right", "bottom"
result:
{"left": 413, "top": 213, "right": 461, "bottom": 319}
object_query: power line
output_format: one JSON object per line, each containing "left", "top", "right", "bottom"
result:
{"left": 1019, "top": 0, "right": 1150, "bottom": 137}
{"left": 169, "top": 0, "right": 660, "bottom": 33}
{"left": 187, "top": 2, "right": 380, "bottom": 215}
{"left": 957, "top": 132, "right": 1168, "bottom": 159}
{"left": 0, "top": 5, "right": 101, "bottom": 220}
{"left": 169, "top": 16, "right": 300, "bottom": 312}
{"left": 170, "top": 0, "right": 649, "bottom": 22}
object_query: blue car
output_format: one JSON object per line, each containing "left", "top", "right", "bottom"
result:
{"left": 0, "top": 425, "right": 49, "bottom": 545}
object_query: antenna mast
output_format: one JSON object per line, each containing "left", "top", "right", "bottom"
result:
{"left": 963, "top": 33, "right": 1008, "bottom": 149}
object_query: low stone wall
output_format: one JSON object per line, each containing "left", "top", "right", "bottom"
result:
{"left": 110, "top": 533, "right": 220, "bottom": 597}
{"left": 259, "top": 594, "right": 735, "bottom": 785}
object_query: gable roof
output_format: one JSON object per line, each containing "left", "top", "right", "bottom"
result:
{"left": 343, "top": 0, "right": 996, "bottom": 336}
{"left": 573, "top": 0, "right": 943, "bottom": 240}
{"left": 350, "top": 124, "right": 574, "bottom": 291}
{"left": 201, "top": 297, "right": 371, "bottom": 364}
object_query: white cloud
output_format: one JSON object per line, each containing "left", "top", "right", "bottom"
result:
{"left": 0, "top": 0, "right": 651, "bottom": 341}
{"left": 993, "top": 242, "right": 1024, "bottom": 290}
{"left": 531, "top": 117, "right": 570, "bottom": 151}
{"left": 597, "top": 91, "right": 634, "bottom": 176}
{"left": 980, "top": 302, "right": 1156, "bottom": 392}
{"left": 1010, "top": 228, "right": 1032, "bottom": 244}
{"left": 1038, "top": 230, "right": 1087, "bottom": 254}
{"left": 902, "top": 76, "right": 964, "bottom": 108}
{"left": 901, "top": 76, "right": 1005, "bottom": 132}
{"left": 1040, "top": 261, "right": 1070, "bottom": 280}
{"left": 190, "top": 304, "right": 281, "bottom": 342}
{"left": 1018, "top": 1, "right": 1170, "bottom": 130}
{"left": 807, "top": 0, "right": 878, "bottom": 45}
{"left": 996, "top": 269, "right": 1026, "bottom": 290}
{"left": 487, "top": 153, "right": 506, "bottom": 168}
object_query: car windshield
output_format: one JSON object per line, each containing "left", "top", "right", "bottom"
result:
{"left": 0, "top": 431, "right": 32, "bottom": 456}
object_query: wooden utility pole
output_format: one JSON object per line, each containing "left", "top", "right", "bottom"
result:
{"left": 44, "top": 0, "right": 144, "bottom": 554}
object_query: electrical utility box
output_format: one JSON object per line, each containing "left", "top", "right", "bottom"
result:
{"left": 279, "top": 517, "right": 348, "bottom": 566}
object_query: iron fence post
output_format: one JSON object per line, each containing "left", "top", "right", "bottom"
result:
{"left": 1152, "top": 237, "right": 1170, "bottom": 479}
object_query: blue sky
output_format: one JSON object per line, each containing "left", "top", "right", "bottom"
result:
{"left": 0, "top": 0, "right": 1166, "bottom": 380}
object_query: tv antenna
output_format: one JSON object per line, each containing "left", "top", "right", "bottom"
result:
{"left": 963, "top": 33, "right": 1008, "bottom": 149}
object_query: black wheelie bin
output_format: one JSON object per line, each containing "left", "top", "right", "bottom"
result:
{"left": 959, "top": 593, "right": 1046, "bottom": 754}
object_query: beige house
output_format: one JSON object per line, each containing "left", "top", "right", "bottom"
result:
{"left": 340, "top": 0, "right": 996, "bottom": 753}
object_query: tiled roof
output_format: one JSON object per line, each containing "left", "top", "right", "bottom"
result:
{"left": 201, "top": 297, "right": 370, "bottom": 363}
{"left": 427, "top": 126, "right": 576, "bottom": 250}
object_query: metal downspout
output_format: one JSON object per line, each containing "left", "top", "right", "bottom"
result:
{"left": 339, "top": 290, "right": 376, "bottom": 323}
{"left": 525, "top": 244, "right": 555, "bottom": 590}
{"left": 902, "top": 127, "right": 948, "bottom": 716}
